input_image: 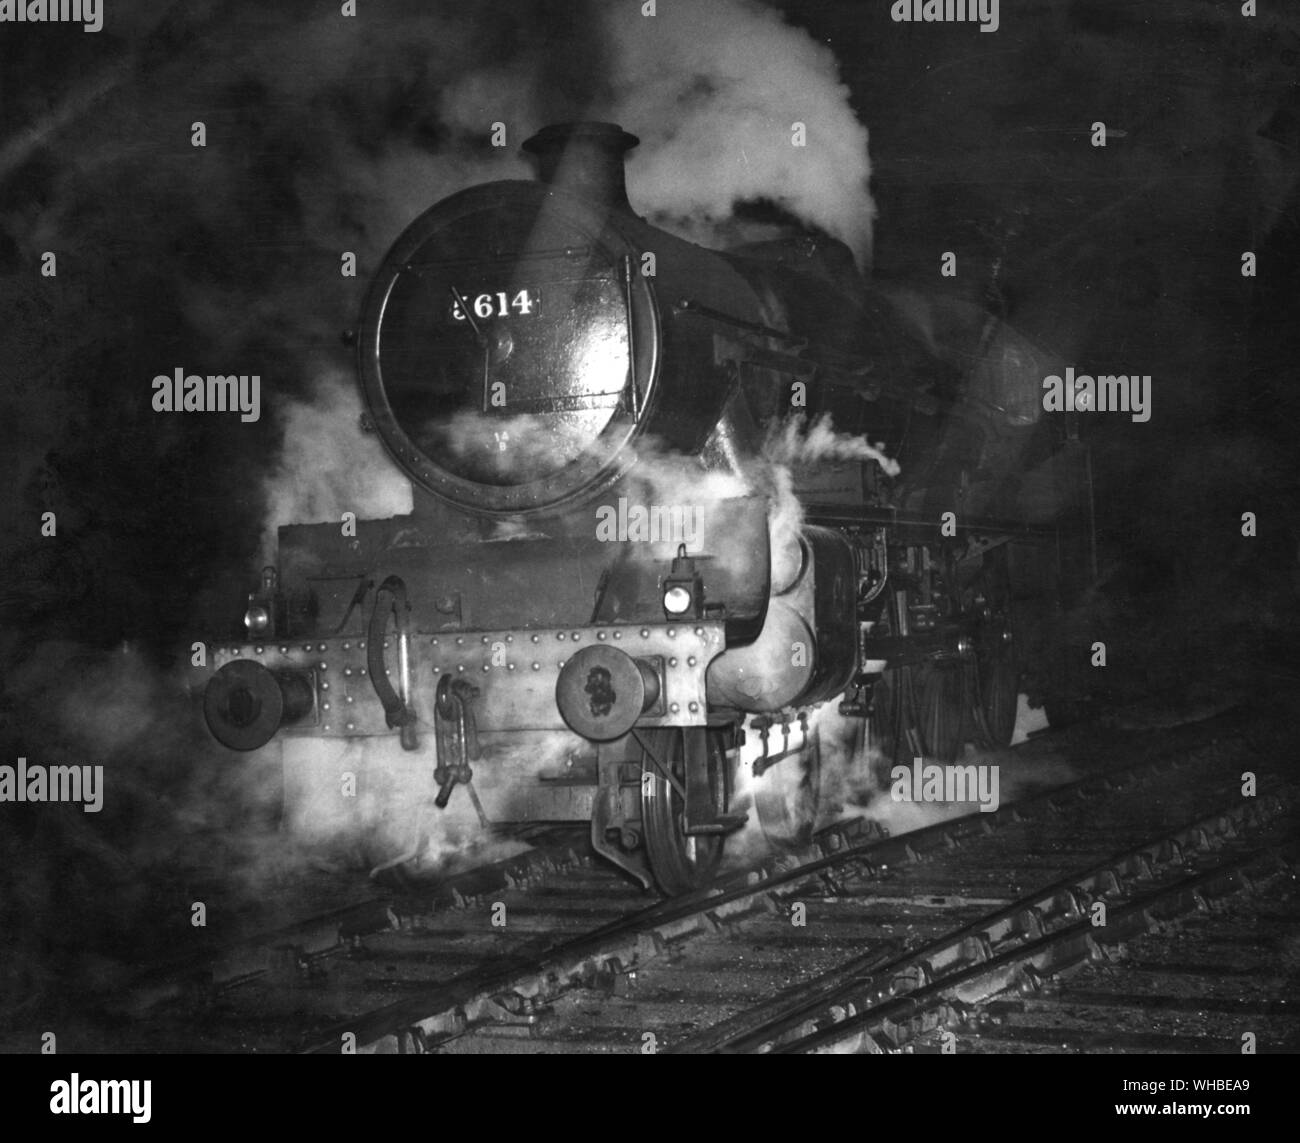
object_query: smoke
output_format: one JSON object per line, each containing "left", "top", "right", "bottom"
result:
{"left": 756, "top": 415, "right": 899, "bottom": 590}
{"left": 430, "top": 410, "right": 594, "bottom": 483}
{"left": 722, "top": 699, "right": 982, "bottom": 871}
{"left": 0, "top": 641, "right": 288, "bottom": 1013}
{"left": 279, "top": 734, "right": 549, "bottom": 879}
{"left": 797, "top": 701, "right": 1077, "bottom": 842}
{"left": 722, "top": 709, "right": 825, "bottom": 867}
{"left": 260, "top": 369, "right": 412, "bottom": 563}
{"left": 622, "top": 443, "right": 752, "bottom": 508}
{"left": 763, "top": 413, "right": 901, "bottom": 477}
{"left": 595, "top": 417, "right": 893, "bottom": 593}
{"left": 603, "top": 0, "right": 875, "bottom": 264}
{"left": 0, "top": 636, "right": 564, "bottom": 1015}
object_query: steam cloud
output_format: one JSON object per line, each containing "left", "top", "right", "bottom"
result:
{"left": 826, "top": 702, "right": 1074, "bottom": 833}
{"left": 723, "top": 698, "right": 1077, "bottom": 873}
{"left": 261, "top": 370, "right": 412, "bottom": 563}
{"left": 604, "top": 0, "right": 875, "bottom": 263}
{"left": 763, "top": 413, "right": 902, "bottom": 477}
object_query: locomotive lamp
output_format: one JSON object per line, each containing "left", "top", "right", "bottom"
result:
{"left": 242, "top": 603, "right": 269, "bottom": 635}
{"left": 243, "top": 566, "right": 285, "bottom": 638}
{"left": 662, "top": 544, "right": 703, "bottom": 618}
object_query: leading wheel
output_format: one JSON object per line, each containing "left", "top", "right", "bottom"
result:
{"left": 639, "top": 727, "right": 731, "bottom": 895}
{"left": 916, "top": 661, "right": 966, "bottom": 762}
{"left": 978, "top": 634, "right": 1018, "bottom": 747}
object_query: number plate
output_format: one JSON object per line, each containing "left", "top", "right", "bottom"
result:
{"left": 449, "top": 288, "right": 541, "bottom": 323}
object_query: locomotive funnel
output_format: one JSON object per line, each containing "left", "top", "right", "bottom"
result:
{"left": 522, "top": 122, "right": 639, "bottom": 211}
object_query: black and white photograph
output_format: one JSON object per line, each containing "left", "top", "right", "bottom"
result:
{"left": 1, "top": 0, "right": 1296, "bottom": 1104}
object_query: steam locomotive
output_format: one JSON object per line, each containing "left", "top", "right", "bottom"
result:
{"left": 191, "top": 122, "right": 1087, "bottom": 893}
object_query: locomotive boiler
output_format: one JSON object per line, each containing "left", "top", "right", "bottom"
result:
{"left": 191, "top": 122, "right": 1082, "bottom": 893}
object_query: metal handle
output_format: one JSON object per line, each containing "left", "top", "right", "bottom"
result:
{"left": 367, "top": 575, "right": 419, "bottom": 751}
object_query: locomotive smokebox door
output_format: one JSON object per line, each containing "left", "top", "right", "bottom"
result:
{"left": 356, "top": 176, "right": 661, "bottom": 516}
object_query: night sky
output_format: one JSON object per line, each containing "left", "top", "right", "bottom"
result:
{"left": 1, "top": 0, "right": 1298, "bottom": 1016}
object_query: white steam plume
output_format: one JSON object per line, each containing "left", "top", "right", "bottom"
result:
{"left": 789, "top": 702, "right": 1079, "bottom": 841}
{"left": 763, "top": 413, "right": 901, "bottom": 477}
{"left": 605, "top": 0, "right": 875, "bottom": 264}
{"left": 261, "top": 369, "right": 413, "bottom": 563}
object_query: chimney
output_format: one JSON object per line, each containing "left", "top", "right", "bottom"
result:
{"left": 522, "top": 122, "right": 639, "bottom": 212}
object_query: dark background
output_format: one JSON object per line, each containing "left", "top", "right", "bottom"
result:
{"left": 3, "top": 0, "right": 1297, "bottom": 679}
{"left": 0, "top": 0, "right": 1297, "bottom": 1020}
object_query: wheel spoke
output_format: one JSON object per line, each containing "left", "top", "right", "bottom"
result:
{"left": 631, "top": 728, "right": 687, "bottom": 799}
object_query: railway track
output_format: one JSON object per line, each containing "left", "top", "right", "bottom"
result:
{"left": 426, "top": 715, "right": 1297, "bottom": 1056}
{"left": 16, "top": 706, "right": 1295, "bottom": 1054}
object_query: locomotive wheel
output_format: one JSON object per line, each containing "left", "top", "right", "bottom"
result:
{"left": 639, "top": 727, "right": 731, "bottom": 895}
{"left": 753, "top": 729, "right": 822, "bottom": 850}
{"left": 979, "top": 634, "right": 1018, "bottom": 747}
{"left": 915, "top": 661, "right": 965, "bottom": 763}
{"left": 867, "top": 668, "right": 912, "bottom": 786}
